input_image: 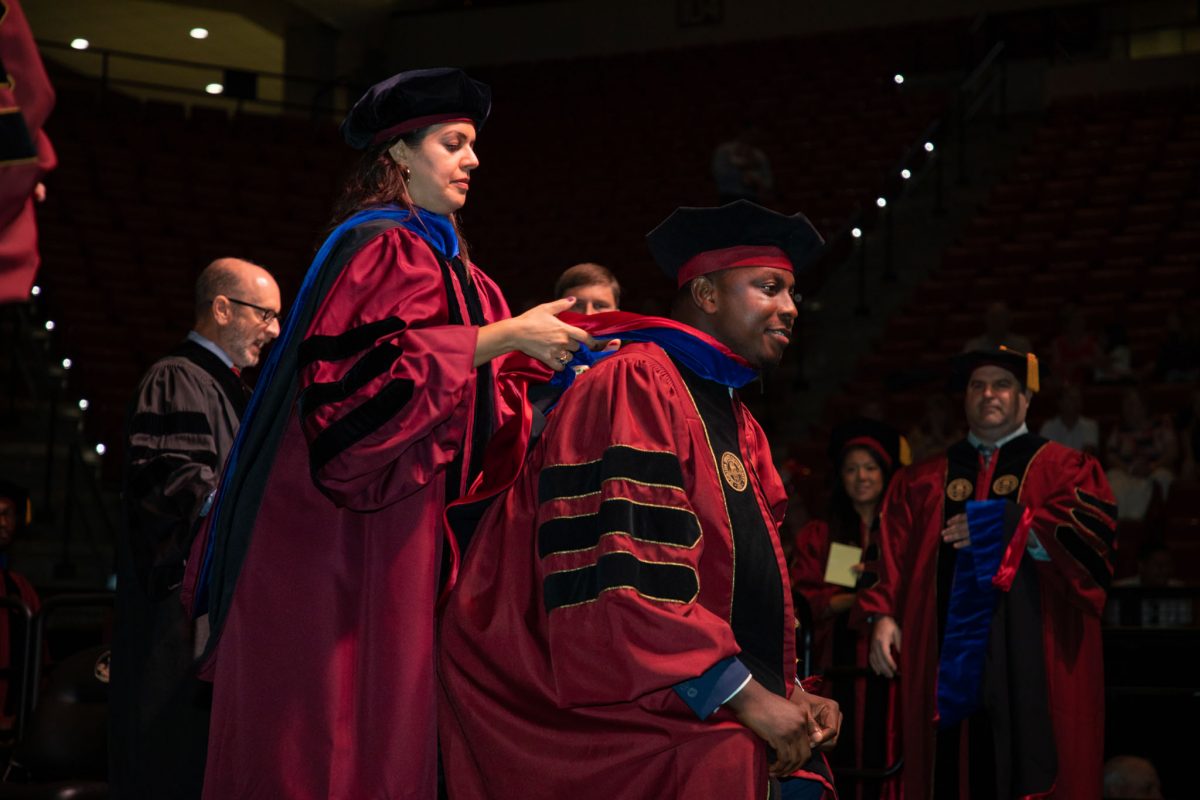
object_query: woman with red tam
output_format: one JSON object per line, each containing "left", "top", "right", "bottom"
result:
{"left": 791, "top": 419, "right": 908, "bottom": 800}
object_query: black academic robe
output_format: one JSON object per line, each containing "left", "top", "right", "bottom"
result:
{"left": 110, "top": 340, "right": 247, "bottom": 800}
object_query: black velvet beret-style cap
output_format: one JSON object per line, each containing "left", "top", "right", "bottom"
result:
{"left": 646, "top": 200, "right": 824, "bottom": 288}
{"left": 341, "top": 67, "right": 492, "bottom": 150}
{"left": 951, "top": 346, "right": 1041, "bottom": 393}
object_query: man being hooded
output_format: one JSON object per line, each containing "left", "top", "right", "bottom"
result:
{"left": 439, "top": 201, "right": 841, "bottom": 799}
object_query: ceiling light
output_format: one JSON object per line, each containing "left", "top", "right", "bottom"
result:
{"left": 190, "top": 28, "right": 209, "bottom": 40}
{"left": 70, "top": 38, "right": 89, "bottom": 50}
{"left": 205, "top": 83, "right": 224, "bottom": 95}
{"left": 901, "top": 169, "right": 912, "bottom": 179}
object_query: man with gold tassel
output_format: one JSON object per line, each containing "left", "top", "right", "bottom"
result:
{"left": 860, "top": 347, "right": 1116, "bottom": 799}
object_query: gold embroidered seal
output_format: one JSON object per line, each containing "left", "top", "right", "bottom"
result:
{"left": 720, "top": 451, "right": 748, "bottom": 492}
{"left": 946, "top": 478, "right": 973, "bottom": 502}
{"left": 992, "top": 474, "right": 1019, "bottom": 496}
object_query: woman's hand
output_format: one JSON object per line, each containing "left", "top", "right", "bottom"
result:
{"left": 868, "top": 615, "right": 901, "bottom": 679}
{"left": 476, "top": 297, "right": 597, "bottom": 370}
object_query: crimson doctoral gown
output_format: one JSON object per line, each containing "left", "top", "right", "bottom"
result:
{"left": 192, "top": 216, "right": 517, "bottom": 800}
{"left": 439, "top": 336, "right": 832, "bottom": 799}
{"left": 857, "top": 434, "right": 1116, "bottom": 799}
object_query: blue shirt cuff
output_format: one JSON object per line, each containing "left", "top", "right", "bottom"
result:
{"left": 673, "top": 656, "right": 752, "bottom": 719}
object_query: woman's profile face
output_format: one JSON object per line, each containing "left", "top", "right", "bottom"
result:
{"left": 841, "top": 447, "right": 883, "bottom": 507}
{"left": 402, "top": 122, "right": 479, "bottom": 214}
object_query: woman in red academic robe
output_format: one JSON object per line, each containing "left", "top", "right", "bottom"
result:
{"left": 791, "top": 419, "right": 906, "bottom": 800}
{"left": 185, "top": 69, "right": 594, "bottom": 800}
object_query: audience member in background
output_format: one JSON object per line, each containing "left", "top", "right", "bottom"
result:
{"left": 712, "top": 125, "right": 774, "bottom": 205}
{"left": 1152, "top": 305, "right": 1200, "bottom": 384}
{"left": 1104, "top": 388, "right": 1178, "bottom": 520}
{"left": 906, "top": 393, "right": 962, "bottom": 462}
{"left": 1049, "top": 306, "right": 1099, "bottom": 389}
{"left": 110, "top": 258, "right": 281, "bottom": 800}
{"left": 1039, "top": 384, "right": 1099, "bottom": 455}
{"left": 186, "top": 70, "right": 595, "bottom": 800}
{"left": 0, "top": 481, "right": 39, "bottom": 736}
{"left": 962, "top": 301, "right": 1031, "bottom": 354}
{"left": 1175, "top": 388, "right": 1200, "bottom": 482}
{"left": 1113, "top": 542, "right": 1184, "bottom": 588}
{"left": 554, "top": 262, "right": 620, "bottom": 314}
{"left": 1094, "top": 322, "right": 1136, "bottom": 384}
{"left": 861, "top": 347, "right": 1116, "bottom": 800}
{"left": 1102, "top": 755, "right": 1164, "bottom": 800}
{"left": 791, "top": 419, "right": 908, "bottom": 800}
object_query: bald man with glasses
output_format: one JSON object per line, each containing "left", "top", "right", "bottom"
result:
{"left": 111, "top": 257, "right": 280, "bottom": 800}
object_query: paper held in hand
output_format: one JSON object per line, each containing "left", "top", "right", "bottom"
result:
{"left": 823, "top": 542, "right": 863, "bottom": 588}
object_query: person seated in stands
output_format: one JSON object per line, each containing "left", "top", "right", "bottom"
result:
{"left": 790, "top": 419, "right": 908, "bottom": 800}
{"left": 1151, "top": 305, "right": 1200, "bottom": 384}
{"left": 1048, "top": 305, "right": 1099, "bottom": 389}
{"left": 1105, "top": 387, "right": 1179, "bottom": 520}
{"left": 1039, "top": 383, "right": 1099, "bottom": 455}
{"left": 554, "top": 262, "right": 620, "bottom": 314}
{"left": 0, "top": 480, "right": 40, "bottom": 735}
{"left": 962, "top": 301, "right": 1031, "bottom": 354}
{"left": 1094, "top": 322, "right": 1136, "bottom": 384}
{"left": 906, "top": 393, "right": 962, "bottom": 462}
{"left": 1113, "top": 542, "right": 1184, "bottom": 588}
{"left": 712, "top": 124, "right": 774, "bottom": 205}
{"left": 1102, "top": 754, "right": 1164, "bottom": 800}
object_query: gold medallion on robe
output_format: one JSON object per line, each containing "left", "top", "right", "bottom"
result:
{"left": 992, "top": 475, "right": 1020, "bottom": 496}
{"left": 946, "top": 478, "right": 973, "bottom": 502}
{"left": 720, "top": 451, "right": 748, "bottom": 492}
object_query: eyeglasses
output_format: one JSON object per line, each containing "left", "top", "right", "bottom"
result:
{"left": 224, "top": 296, "right": 281, "bottom": 325}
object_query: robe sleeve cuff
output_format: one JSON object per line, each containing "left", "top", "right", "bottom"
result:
{"left": 673, "top": 656, "right": 752, "bottom": 719}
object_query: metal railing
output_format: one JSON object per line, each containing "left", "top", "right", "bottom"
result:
{"left": 835, "top": 39, "right": 1009, "bottom": 320}
{"left": 36, "top": 39, "right": 355, "bottom": 119}
{"left": 793, "top": 591, "right": 904, "bottom": 785}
